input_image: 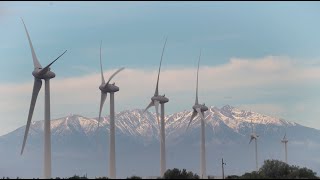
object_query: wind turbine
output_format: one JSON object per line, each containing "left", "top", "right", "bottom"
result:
{"left": 97, "top": 41, "right": 125, "bottom": 179}
{"left": 186, "top": 50, "right": 209, "bottom": 179}
{"left": 249, "top": 119, "right": 259, "bottom": 172}
{"left": 143, "top": 38, "right": 169, "bottom": 177}
{"left": 20, "top": 18, "right": 67, "bottom": 179}
{"left": 281, "top": 132, "right": 288, "bottom": 164}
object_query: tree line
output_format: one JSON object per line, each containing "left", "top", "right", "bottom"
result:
{"left": 2, "top": 159, "right": 319, "bottom": 179}
{"left": 226, "top": 159, "right": 319, "bottom": 179}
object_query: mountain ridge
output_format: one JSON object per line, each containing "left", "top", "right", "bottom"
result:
{"left": 6, "top": 105, "right": 300, "bottom": 139}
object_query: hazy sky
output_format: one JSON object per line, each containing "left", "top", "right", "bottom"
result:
{"left": 1, "top": 1, "right": 320, "bottom": 135}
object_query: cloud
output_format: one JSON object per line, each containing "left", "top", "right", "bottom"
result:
{"left": 1, "top": 55, "right": 320, "bottom": 135}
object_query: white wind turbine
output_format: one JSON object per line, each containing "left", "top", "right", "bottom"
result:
{"left": 186, "top": 50, "right": 209, "bottom": 179}
{"left": 97, "top": 41, "right": 125, "bottom": 179}
{"left": 143, "top": 38, "right": 169, "bottom": 177}
{"left": 281, "top": 131, "right": 288, "bottom": 164}
{"left": 20, "top": 18, "right": 67, "bottom": 179}
{"left": 249, "top": 119, "right": 259, "bottom": 172}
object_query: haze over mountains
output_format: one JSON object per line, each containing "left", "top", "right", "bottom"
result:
{"left": 0, "top": 105, "right": 319, "bottom": 178}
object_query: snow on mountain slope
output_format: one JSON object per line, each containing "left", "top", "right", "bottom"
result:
{"left": 11, "top": 105, "right": 297, "bottom": 141}
{"left": 26, "top": 114, "right": 99, "bottom": 137}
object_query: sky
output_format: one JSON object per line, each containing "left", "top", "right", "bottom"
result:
{"left": 1, "top": 1, "right": 320, "bottom": 136}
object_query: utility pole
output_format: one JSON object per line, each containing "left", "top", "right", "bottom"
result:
{"left": 222, "top": 158, "right": 226, "bottom": 179}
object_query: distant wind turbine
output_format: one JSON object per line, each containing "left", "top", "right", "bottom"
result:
{"left": 249, "top": 119, "right": 259, "bottom": 172}
{"left": 281, "top": 132, "right": 288, "bottom": 164}
{"left": 20, "top": 18, "right": 67, "bottom": 179}
{"left": 143, "top": 37, "right": 169, "bottom": 177}
{"left": 186, "top": 50, "right": 209, "bottom": 179}
{"left": 97, "top": 41, "right": 125, "bottom": 179}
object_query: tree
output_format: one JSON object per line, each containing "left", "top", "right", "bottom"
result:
{"left": 68, "top": 175, "right": 88, "bottom": 179}
{"left": 259, "top": 159, "right": 290, "bottom": 178}
{"left": 297, "top": 167, "right": 318, "bottom": 179}
{"left": 239, "top": 171, "right": 265, "bottom": 179}
{"left": 239, "top": 159, "right": 319, "bottom": 179}
{"left": 163, "top": 168, "right": 199, "bottom": 179}
{"left": 225, "top": 175, "right": 240, "bottom": 179}
{"left": 126, "top": 175, "right": 142, "bottom": 179}
{"left": 95, "top": 177, "right": 109, "bottom": 179}
{"left": 287, "top": 165, "right": 318, "bottom": 179}
{"left": 260, "top": 159, "right": 318, "bottom": 179}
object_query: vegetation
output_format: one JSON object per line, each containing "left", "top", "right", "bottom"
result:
{"left": 126, "top": 175, "right": 142, "bottom": 179}
{"left": 162, "top": 168, "right": 200, "bottom": 179}
{"left": 67, "top": 175, "right": 88, "bottom": 179}
{"left": 226, "top": 159, "right": 319, "bottom": 179}
{"left": 94, "top": 177, "right": 109, "bottom": 179}
{"left": 2, "top": 160, "right": 318, "bottom": 179}
{"left": 225, "top": 175, "right": 240, "bottom": 179}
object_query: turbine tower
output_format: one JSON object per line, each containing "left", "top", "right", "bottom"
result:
{"left": 143, "top": 38, "right": 169, "bottom": 177}
{"left": 186, "top": 50, "right": 209, "bottom": 179}
{"left": 281, "top": 132, "right": 288, "bottom": 164}
{"left": 20, "top": 18, "right": 67, "bottom": 179}
{"left": 98, "top": 41, "right": 125, "bottom": 179}
{"left": 249, "top": 119, "right": 259, "bottom": 172}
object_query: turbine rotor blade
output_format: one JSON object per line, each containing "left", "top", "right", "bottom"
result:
{"left": 186, "top": 110, "right": 197, "bottom": 131}
{"left": 154, "top": 37, "right": 167, "bottom": 96}
{"left": 195, "top": 49, "right": 201, "bottom": 105}
{"left": 39, "top": 50, "right": 67, "bottom": 75}
{"left": 21, "top": 78, "right": 42, "bottom": 155}
{"left": 154, "top": 100, "right": 160, "bottom": 130}
{"left": 98, "top": 92, "right": 107, "bottom": 128}
{"left": 251, "top": 119, "right": 254, "bottom": 133}
{"left": 249, "top": 137, "right": 254, "bottom": 144}
{"left": 21, "top": 18, "right": 42, "bottom": 69}
{"left": 143, "top": 101, "right": 154, "bottom": 113}
{"left": 196, "top": 107, "right": 204, "bottom": 121}
{"left": 100, "top": 41, "right": 105, "bottom": 84}
{"left": 106, "top": 67, "right": 125, "bottom": 85}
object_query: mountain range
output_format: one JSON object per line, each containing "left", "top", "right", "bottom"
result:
{"left": 0, "top": 105, "right": 319, "bottom": 178}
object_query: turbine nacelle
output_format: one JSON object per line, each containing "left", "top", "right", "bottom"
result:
{"left": 250, "top": 133, "right": 258, "bottom": 139}
{"left": 249, "top": 134, "right": 258, "bottom": 144}
{"left": 32, "top": 69, "right": 56, "bottom": 79}
{"left": 193, "top": 104, "right": 208, "bottom": 112}
{"left": 151, "top": 95, "right": 169, "bottom": 104}
{"left": 99, "top": 83, "right": 120, "bottom": 93}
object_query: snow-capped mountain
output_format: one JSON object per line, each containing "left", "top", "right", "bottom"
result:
{"left": 18, "top": 105, "right": 295, "bottom": 138}
{"left": 0, "top": 105, "right": 319, "bottom": 178}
